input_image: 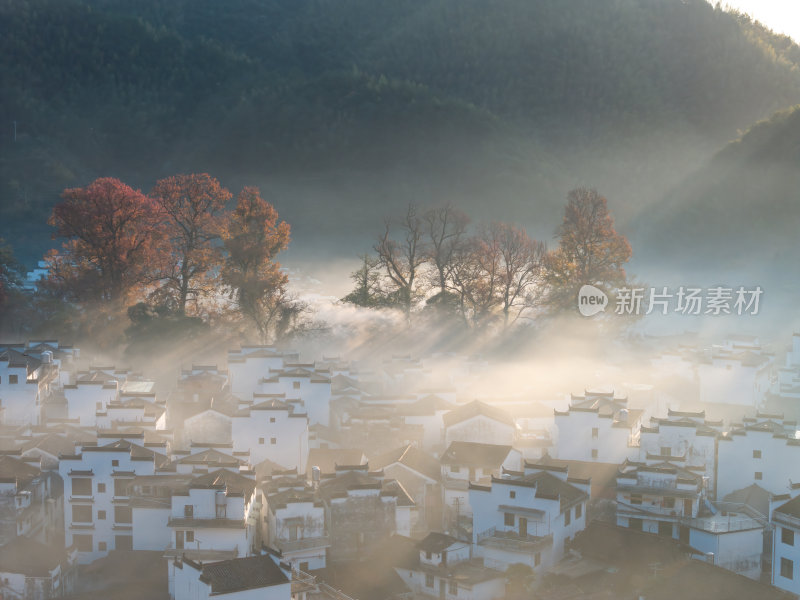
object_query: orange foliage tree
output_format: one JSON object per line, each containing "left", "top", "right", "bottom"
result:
{"left": 150, "top": 173, "right": 232, "bottom": 316}
{"left": 221, "top": 187, "right": 293, "bottom": 342}
{"left": 543, "top": 188, "right": 632, "bottom": 311}
{"left": 45, "top": 177, "right": 159, "bottom": 303}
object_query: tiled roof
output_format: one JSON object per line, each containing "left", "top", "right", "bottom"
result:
{"left": 196, "top": 555, "right": 288, "bottom": 593}
{"left": 443, "top": 401, "right": 514, "bottom": 428}
{"left": 441, "top": 441, "right": 512, "bottom": 468}
{"left": 417, "top": 532, "right": 459, "bottom": 553}
{"left": 0, "top": 537, "right": 67, "bottom": 576}
{"left": 371, "top": 444, "right": 441, "bottom": 482}
{"left": 189, "top": 469, "right": 256, "bottom": 496}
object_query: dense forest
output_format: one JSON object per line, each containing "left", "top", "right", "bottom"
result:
{"left": 3, "top": 0, "right": 800, "bottom": 270}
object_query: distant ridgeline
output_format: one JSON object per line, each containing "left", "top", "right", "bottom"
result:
{"left": 2, "top": 0, "right": 800, "bottom": 265}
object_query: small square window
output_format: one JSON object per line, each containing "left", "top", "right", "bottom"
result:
{"left": 8, "top": 374, "right": 18, "bottom": 384}
{"left": 270, "top": 417, "right": 276, "bottom": 423}
{"left": 504, "top": 513, "right": 514, "bottom": 526}
{"left": 591, "top": 449, "right": 598, "bottom": 459}
{"left": 112, "top": 460, "right": 119, "bottom": 467}
{"left": 783, "top": 528, "right": 795, "bottom": 546}
{"left": 98, "top": 542, "right": 107, "bottom": 551}
{"left": 509, "top": 491, "right": 516, "bottom": 499}
{"left": 755, "top": 472, "right": 763, "bottom": 480}
{"left": 782, "top": 557, "right": 794, "bottom": 580}
{"left": 293, "top": 381, "right": 301, "bottom": 389}
{"left": 184, "top": 505, "right": 193, "bottom": 518}
{"left": 258, "top": 437, "right": 265, "bottom": 445}
{"left": 270, "top": 437, "right": 277, "bottom": 445}
{"left": 664, "top": 497, "right": 675, "bottom": 509}
{"left": 425, "top": 551, "right": 432, "bottom": 559}
{"left": 98, "top": 510, "right": 106, "bottom": 520}
{"left": 97, "top": 483, "right": 106, "bottom": 493}
{"left": 753, "top": 450, "right": 762, "bottom": 459}
{"left": 186, "top": 531, "right": 195, "bottom": 543}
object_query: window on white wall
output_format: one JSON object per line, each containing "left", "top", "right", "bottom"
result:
{"left": 783, "top": 528, "right": 795, "bottom": 546}
{"left": 781, "top": 557, "right": 793, "bottom": 580}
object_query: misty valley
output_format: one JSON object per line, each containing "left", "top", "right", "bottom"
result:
{"left": 2, "top": 1, "right": 800, "bottom": 599}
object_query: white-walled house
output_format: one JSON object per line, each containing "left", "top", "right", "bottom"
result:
{"left": 697, "top": 342, "right": 772, "bottom": 408}
{"left": 554, "top": 391, "right": 642, "bottom": 463}
{"left": 394, "top": 532, "right": 505, "bottom": 600}
{"left": 0, "top": 536, "right": 78, "bottom": 600}
{"left": 58, "top": 440, "right": 167, "bottom": 563}
{"left": 0, "top": 455, "right": 63, "bottom": 547}
{"left": 716, "top": 415, "right": 800, "bottom": 499}
{"left": 232, "top": 398, "right": 308, "bottom": 472}
{"left": 372, "top": 444, "right": 442, "bottom": 533}
{"left": 227, "top": 346, "right": 297, "bottom": 399}
{"left": 771, "top": 489, "right": 800, "bottom": 595}
{"left": 638, "top": 409, "right": 722, "bottom": 498}
{"left": 258, "top": 364, "right": 332, "bottom": 427}
{"left": 0, "top": 348, "right": 56, "bottom": 426}
{"left": 167, "top": 469, "right": 259, "bottom": 559}
{"left": 440, "top": 442, "right": 521, "bottom": 527}
{"left": 443, "top": 401, "right": 516, "bottom": 448}
{"left": 318, "top": 465, "right": 399, "bottom": 563}
{"left": 615, "top": 458, "right": 703, "bottom": 539}
{"left": 470, "top": 462, "right": 590, "bottom": 574}
{"left": 261, "top": 471, "right": 329, "bottom": 571}
{"left": 130, "top": 473, "right": 195, "bottom": 553}
{"left": 62, "top": 379, "right": 119, "bottom": 427}
{"left": 173, "top": 554, "right": 290, "bottom": 600}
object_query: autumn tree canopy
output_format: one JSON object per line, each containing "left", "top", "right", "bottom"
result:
{"left": 221, "top": 187, "right": 292, "bottom": 342}
{"left": 45, "top": 177, "right": 159, "bottom": 303}
{"left": 150, "top": 173, "right": 232, "bottom": 316}
{"left": 543, "top": 187, "right": 632, "bottom": 311}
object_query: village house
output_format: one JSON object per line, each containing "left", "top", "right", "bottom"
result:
{"left": 638, "top": 409, "right": 722, "bottom": 498}
{"left": 58, "top": 439, "right": 168, "bottom": 563}
{"left": 166, "top": 468, "right": 260, "bottom": 559}
{"left": 615, "top": 458, "right": 704, "bottom": 540}
{"left": 0, "top": 536, "right": 78, "bottom": 600}
{"left": 261, "top": 469, "right": 329, "bottom": 572}
{"left": 440, "top": 441, "right": 521, "bottom": 529}
{"left": 394, "top": 532, "right": 506, "bottom": 600}
{"left": 232, "top": 397, "right": 309, "bottom": 472}
{"left": 172, "top": 554, "right": 291, "bottom": 600}
{"left": 770, "top": 488, "right": 800, "bottom": 595}
{"left": 371, "top": 443, "right": 442, "bottom": 533}
{"left": 716, "top": 413, "right": 800, "bottom": 499}
{"left": 554, "top": 390, "right": 642, "bottom": 463}
{"left": 227, "top": 346, "right": 298, "bottom": 399}
{"left": 0, "top": 347, "right": 57, "bottom": 426}
{"left": 0, "top": 454, "right": 63, "bottom": 547}
{"left": 443, "top": 401, "right": 516, "bottom": 448}
{"left": 258, "top": 364, "right": 332, "bottom": 427}
{"left": 470, "top": 461, "right": 590, "bottom": 573}
{"left": 318, "top": 464, "right": 403, "bottom": 563}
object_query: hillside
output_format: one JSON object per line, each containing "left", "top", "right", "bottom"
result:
{"left": 638, "top": 105, "right": 800, "bottom": 277}
{"left": 3, "top": 0, "right": 800, "bottom": 265}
